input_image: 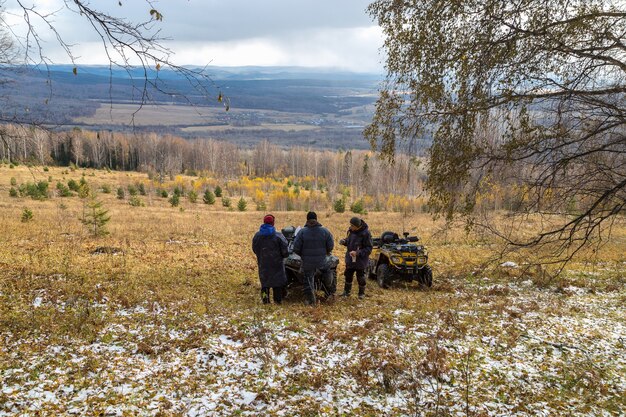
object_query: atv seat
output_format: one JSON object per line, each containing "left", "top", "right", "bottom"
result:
{"left": 381, "top": 231, "right": 399, "bottom": 244}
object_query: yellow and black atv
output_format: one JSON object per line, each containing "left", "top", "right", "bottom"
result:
{"left": 366, "top": 231, "right": 432, "bottom": 288}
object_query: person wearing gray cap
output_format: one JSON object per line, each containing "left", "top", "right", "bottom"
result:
{"left": 339, "top": 217, "right": 373, "bottom": 299}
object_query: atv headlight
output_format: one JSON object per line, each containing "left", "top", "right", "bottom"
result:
{"left": 390, "top": 255, "right": 403, "bottom": 264}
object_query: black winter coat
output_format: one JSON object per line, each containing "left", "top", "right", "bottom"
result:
{"left": 252, "top": 224, "right": 289, "bottom": 287}
{"left": 292, "top": 220, "right": 334, "bottom": 271}
{"left": 342, "top": 221, "right": 373, "bottom": 270}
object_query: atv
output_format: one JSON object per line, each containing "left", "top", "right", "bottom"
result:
{"left": 281, "top": 226, "right": 339, "bottom": 295}
{"left": 367, "top": 231, "right": 433, "bottom": 288}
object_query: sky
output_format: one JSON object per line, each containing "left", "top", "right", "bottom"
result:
{"left": 3, "top": 0, "right": 385, "bottom": 73}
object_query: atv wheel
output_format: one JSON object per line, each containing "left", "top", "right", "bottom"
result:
{"left": 376, "top": 264, "right": 392, "bottom": 288}
{"left": 365, "top": 260, "right": 376, "bottom": 280}
{"left": 418, "top": 265, "right": 433, "bottom": 287}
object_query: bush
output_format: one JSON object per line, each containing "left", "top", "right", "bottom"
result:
{"left": 333, "top": 198, "right": 346, "bottom": 213}
{"left": 159, "top": 189, "right": 168, "bottom": 198}
{"left": 21, "top": 208, "right": 33, "bottom": 223}
{"left": 43, "top": 166, "right": 49, "bottom": 172}
{"left": 78, "top": 184, "right": 90, "bottom": 199}
{"left": 137, "top": 183, "right": 146, "bottom": 196}
{"left": 256, "top": 201, "right": 267, "bottom": 211}
{"left": 188, "top": 190, "right": 198, "bottom": 203}
{"left": 214, "top": 185, "right": 222, "bottom": 197}
{"left": 350, "top": 199, "right": 366, "bottom": 214}
{"left": 203, "top": 189, "right": 215, "bottom": 205}
{"left": 222, "top": 196, "right": 231, "bottom": 208}
{"left": 127, "top": 184, "right": 138, "bottom": 196}
{"left": 19, "top": 181, "right": 49, "bottom": 200}
{"left": 56, "top": 182, "right": 72, "bottom": 197}
{"left": 116, "top": 187, "right": 125, "bottom": 200}
{"left": 68, "top": 179, "right": 80, "bottom": 192}
{"left": 169, "top": 194, "right": 180, "bottom": 207}
{"left": 237, "top": 197, "right": 247, "bottom": 212}
{"left": 128, "top": 196, "right": 144, "bottom": 207}
{"left": 10, "top": 177, "right": 17, "bottom": 186}
{"left": 9, "top": 187, "right": 18, "bottom": 197}
{"left": 101, "top": 184, "right": 111, "bottom": 194}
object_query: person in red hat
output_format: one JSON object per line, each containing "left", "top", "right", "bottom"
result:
{"left": 252, "top": 214, "right": 289, "bottom": 304}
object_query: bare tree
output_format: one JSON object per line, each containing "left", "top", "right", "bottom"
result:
{"left": 0, "top": 1, "right": 227, "bottom": 125}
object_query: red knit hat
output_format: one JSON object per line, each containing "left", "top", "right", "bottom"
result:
{"left": 263, "top": 214, "right": 275, "bottom": 226}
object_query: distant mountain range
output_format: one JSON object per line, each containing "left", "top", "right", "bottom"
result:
{"left": 0, "top": 65, "right": 383, "bottom": 150}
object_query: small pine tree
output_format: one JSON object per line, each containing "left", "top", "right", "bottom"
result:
{"left": 160, "top": 189, "right": 168, "bottom": 198}
{"left": 80, "top": 194, "right": 110, "bottom": 237}
{"left": 333, "top": 198, "right": 346, "bottom": 213}
{"left": 237, "top": 197, "right": 247, "bottom": 212}
{"left": 137, "top": 183, "right": 146, "bottom": 195}
{"left": 68, "top": 179, "right": 80, "bottom": 192}
{"left": 128, "top": 196, "right": 144, "bottom": 207}
{"left": 222, "top": 196, "right": 231, "bottom": 208}
{"left": 214, "top": 185, "right": 222, "bottom": 197}
{"left": 21, "top": 208, "right": 33, "bottom": 223}
{"left": 116, "top": 187, "right": 125, "bottom": 199}
{"left": 10, "top": 177, "right": 17, "bottom": 186}
{"left": 188, "top": 190, "right": 198, "bottom": 203}
{"left": 169, "top": 193, "right": 180, "bottom": 207}
{"left": 203, "top": 189, "right": 215, "bottom": 205}
{"left": 350, "top": 199, "right": 366, "bottom": 214}
{"left": 9, "top": 187, "right": 18, "bottom": 197}
{"left": 127, "top": 184, "right": 138, "bottom": 196}
{"left": 101, "top": 184, "right": 111, "bottom": 194}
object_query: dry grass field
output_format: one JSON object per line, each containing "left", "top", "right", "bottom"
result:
{"left": 1, "top": 165, "right": 625, "bottom": 416}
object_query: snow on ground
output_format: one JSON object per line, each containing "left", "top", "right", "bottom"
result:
{"left": 1, "top": 280, "right": 625, "bottom": 416}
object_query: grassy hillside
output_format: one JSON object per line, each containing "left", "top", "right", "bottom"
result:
{"left": 1, "top": 165, "right": 625, "bottom": 416}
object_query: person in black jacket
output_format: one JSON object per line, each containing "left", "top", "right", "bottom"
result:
{"left": 292, "top": 211, "right": 335, "bottom": 305}
{"left": 339, "top": 217, "right": 373, "bottom": 299}
{"left": 252, "top": 214, "right": 289, "bottom": 304}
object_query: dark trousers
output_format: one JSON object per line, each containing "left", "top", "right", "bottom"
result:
{"left": 261, "top": 287, "right": 283, "bottom": 304}
{"left": 344, "top": 267, "right": 366, "bottom": 294}
{"left": 303, "top": 267, "right": 335, "bottom": 302}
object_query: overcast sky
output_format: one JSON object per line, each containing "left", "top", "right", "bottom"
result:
{"left": 4, "top": 0, "right": 385, "bottom": 73}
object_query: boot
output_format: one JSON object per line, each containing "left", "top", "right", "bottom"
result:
{"left": 341, "top": 282, "right": 352, "bottom": 297}
{"left": 304, "top": 292, "right": 316, "bottom": 306}
{"left": 358, "top": 286, "right": 365, "bottom": 300}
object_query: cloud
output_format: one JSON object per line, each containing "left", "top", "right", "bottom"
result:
{"left": 2, "top": 0, "right": 384, "bottom": 72}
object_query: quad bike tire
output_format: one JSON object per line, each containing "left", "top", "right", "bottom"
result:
{"left": 365, "top": 260, "right": 376, "bottom": 280}
{"left": 376, "top": 264, "right": 392, "bottom": 288}
{"left": 418, "top": 265, "right": 433, "bottom": 287}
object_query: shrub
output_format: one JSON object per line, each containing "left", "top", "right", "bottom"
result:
{"left": 169, "top": 193, "right": 180, "bottom": 207}
{"left": 128, "top": 196, "right": 144, "bottom": 207}
{"left": 256, "top": 200, "right": 267, "bottom": 211}
{"left": 43, "top": 166, "right": 49, "bottom": 172}
{"left": 333, "top": 198, "right": 346, "bottom": 213}
{"left": 159, "top": 189, "right": 168, "bottom": 198}
{"left": 78, "top": 184, "right": 90, "bottom": 199}
{"left": 188, "top": 190, "right": 198, "bottom": 203}
{"left": 203, "top": 189, "right": 215, "bottom": 205}
{"left": 68, "top": 179, "right": 80, "bottom": 192}
{"left": 10, "top": 177, "right": 17, "bottom": 186}
{"left": 350, "top": 199, "right": 366, "bottom": 214}
{"left": 101, "top": 184, "right": 111, "bottom": 194}
{"left": 9, "top": 187, "right": 18, "bottom": 197}
{"left": 214, "top": 185, "right": 222, "bottom": 197}
{"left": 21, "top": 208, "right": 33, "bottom": 223}
{"left": 237, "top": 197, "right": 247, "bottom": 212}
{"left": 137, "top": 183, "right": 146, "bottom": 195}
{"left": 116, "top": 187, "right": 125, "bottom": 200}
{"left": 222, "top": 196, "right": 231, "bottom": 208}
{"left": 56, "top": 182, "right": 72, "bottom": 197}
{"left": 127, "top": 184, "right": 138, "bottom": 196}
{"left": 19, "top": 181, "right": 49, "bottom": 200}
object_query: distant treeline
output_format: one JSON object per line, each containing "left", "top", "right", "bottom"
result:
{"left": 0, "top": 124, "right": 426, "bottom": 199}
